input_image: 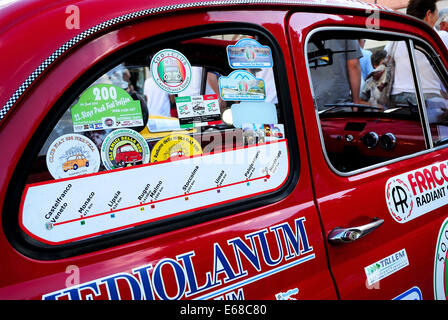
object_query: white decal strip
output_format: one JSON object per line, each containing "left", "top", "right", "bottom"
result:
{"left": 21, "top": 140, "right": 289, "bottom": 244}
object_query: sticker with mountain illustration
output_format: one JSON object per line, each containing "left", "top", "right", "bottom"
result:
{"left": 46, "top": 134, "right": 101, "bottom": 179}
{"left": 227, "top": 38, "right": 273, "bottom": 68}
{"left": 219, "top": 70, "right": 266, "bottom": 101}
{"left": 71, "top": 84, "right": 144, "bottom": 132}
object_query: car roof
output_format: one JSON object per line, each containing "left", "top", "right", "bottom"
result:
{"left": 0, "top": 0, "right": 419, "bottom": 123}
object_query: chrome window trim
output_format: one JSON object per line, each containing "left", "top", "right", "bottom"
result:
{"left": 407, "top": 39, "right": 433, "bottom": 149}
{"left": 303, "top": 26, "right": 447, "bottom": 177}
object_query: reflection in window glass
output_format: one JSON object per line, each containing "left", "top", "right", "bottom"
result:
{"left": 308, "top": 39, "right": 363, "bottom": 110}
{"left": 307, "top": 34, "right": 426, "bottom": 173}
{"left": 386, "top": 41, "right": 418, "bottom": 108}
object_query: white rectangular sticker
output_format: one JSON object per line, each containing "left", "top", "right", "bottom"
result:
{"left": 175, "top": 94, "right": 222, "bottom": 128}
{"left": 20, "top": 140, "right": 289, "bottom": 244}
{"left": 365, "top": 249, "right": 409, "bottom": 286}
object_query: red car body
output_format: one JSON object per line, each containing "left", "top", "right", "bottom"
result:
{"left": 0, "top": 0, "right": 447, "bottom": 301}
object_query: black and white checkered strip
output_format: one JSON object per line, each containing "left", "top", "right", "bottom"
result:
{"left": 0, "top": 0, "right": 391, "bottom": 123}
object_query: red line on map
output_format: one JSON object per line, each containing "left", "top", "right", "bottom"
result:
{"left": 52, "top": 174, "right": 269, "bottom": 227}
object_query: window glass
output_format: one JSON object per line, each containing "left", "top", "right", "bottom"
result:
{"left": 307, "top": 32, "right": 426, "bottom": 173}
{"left": 413, "top": 46, "right": 448, "bottom": 147}
{"left": 21, "top": 33, "right": 290, "bottom": 246}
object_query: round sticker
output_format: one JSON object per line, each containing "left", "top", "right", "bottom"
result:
{"left": 150, "top": 134, "right": 202, "bottom": 163}
{"left": 100, "top": 129, "right": 150, "bottom": 170}
{"left": 434, "top": 217, "right": 448, "bottom": 300}
{"left": 385, "top": 178, "right": 414, "bottom": 223}
{"left": 46, "top": 134, "right": 100, "bottom": 179}
{"left": 150, "top": 49, "right": 191, "bottom": 94}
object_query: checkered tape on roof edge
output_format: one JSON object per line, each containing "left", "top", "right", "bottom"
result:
{"left": 0, "top": 0, "right": 391, "bottom": 123}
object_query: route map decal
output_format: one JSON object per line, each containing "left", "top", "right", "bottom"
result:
{"left": 20, "top": 140, "right": 289, "bottom": 244}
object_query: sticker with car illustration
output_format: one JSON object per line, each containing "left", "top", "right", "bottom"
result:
{"left": 150, "top": 49, "right": 192, "bottom": 94}
{"left": 100, "top": 128, "right": 150, "bottom": 170}
{"left": 150, "top": 134, "right": 202, "bottom": 163}
{"left": 63, "top": 154, "right": 89, "bottom": 172}
{"left": 46, "top": 134, "right": 100, "bottom": 179}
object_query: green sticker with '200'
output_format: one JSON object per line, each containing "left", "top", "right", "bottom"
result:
{"left": 71, "top": 84, "right": 144, "bottom": 132}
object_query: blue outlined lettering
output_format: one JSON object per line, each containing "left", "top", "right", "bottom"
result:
{"left": 42, "top": 217, "right": 314, "bottom": 300}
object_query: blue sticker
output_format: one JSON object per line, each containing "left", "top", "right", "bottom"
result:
{"left": 393, "top": 286, "right": 422, "bottom": 300}
{"left": 227, "top": 38, "right": 273, "bottom": 68}
{"left": 219, "top": 70, "right": 266, "bottom": 101}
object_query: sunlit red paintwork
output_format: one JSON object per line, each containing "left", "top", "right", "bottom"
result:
{"left": 0, "top": 0, "right": 447, "bottom": 300}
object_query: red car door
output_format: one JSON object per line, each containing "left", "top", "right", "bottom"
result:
{"left": 0, "top": 2, "right": 337, "bottom": 300}
{"left": 288, "top": 10, "right": 448, "bottom": 299}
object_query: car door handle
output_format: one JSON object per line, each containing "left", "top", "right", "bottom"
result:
{"left": 327, "top": 218, "right": 384, "bottom": 244}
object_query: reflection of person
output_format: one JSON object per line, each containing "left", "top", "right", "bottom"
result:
{"left": 178, "top": 66, "right": 202, "bottom": 97}
{"left": 309, "top": 39, "right": 362, "bottom": 111}
{"left": 255, "top": 68, "right": 278, "bottom": 105}
{"left": 371, "top": 50, "right": 387, "bottom": 69}
{"left": 359, "top": 40, "right": 374, "bottom": 81}
{"left": 407, "top": 0, "right": 448, "bottom": 47}
{"left": 388, "top": 0, "right": 447, "bottom": 106}
{"left": 143, "top": 75, "right": 171, "bottom": 117}
{"left": 360, "top": 50, "right": 389, "bottom": 108}
{"left": 106, "top": 64, "right": 128, "bottom": 88}
{"left": 436, "top": 7, "right": 448, "bottom": 53}
{"left": 385, "top": 40, "right": 445, "bottom": 106}
{"left": 436, "top": 8, "right": 448, "bottom": 33}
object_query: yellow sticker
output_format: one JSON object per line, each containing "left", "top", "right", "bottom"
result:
{"left": 150, "top": 134, "right": 202, "bottom": 163}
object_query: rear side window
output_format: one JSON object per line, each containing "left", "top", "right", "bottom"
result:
{"left": 17, "top": 31, "right": 294, "bottom": 249}
{"left": 306, "top": 30, "right": 447, "bottom": 174}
